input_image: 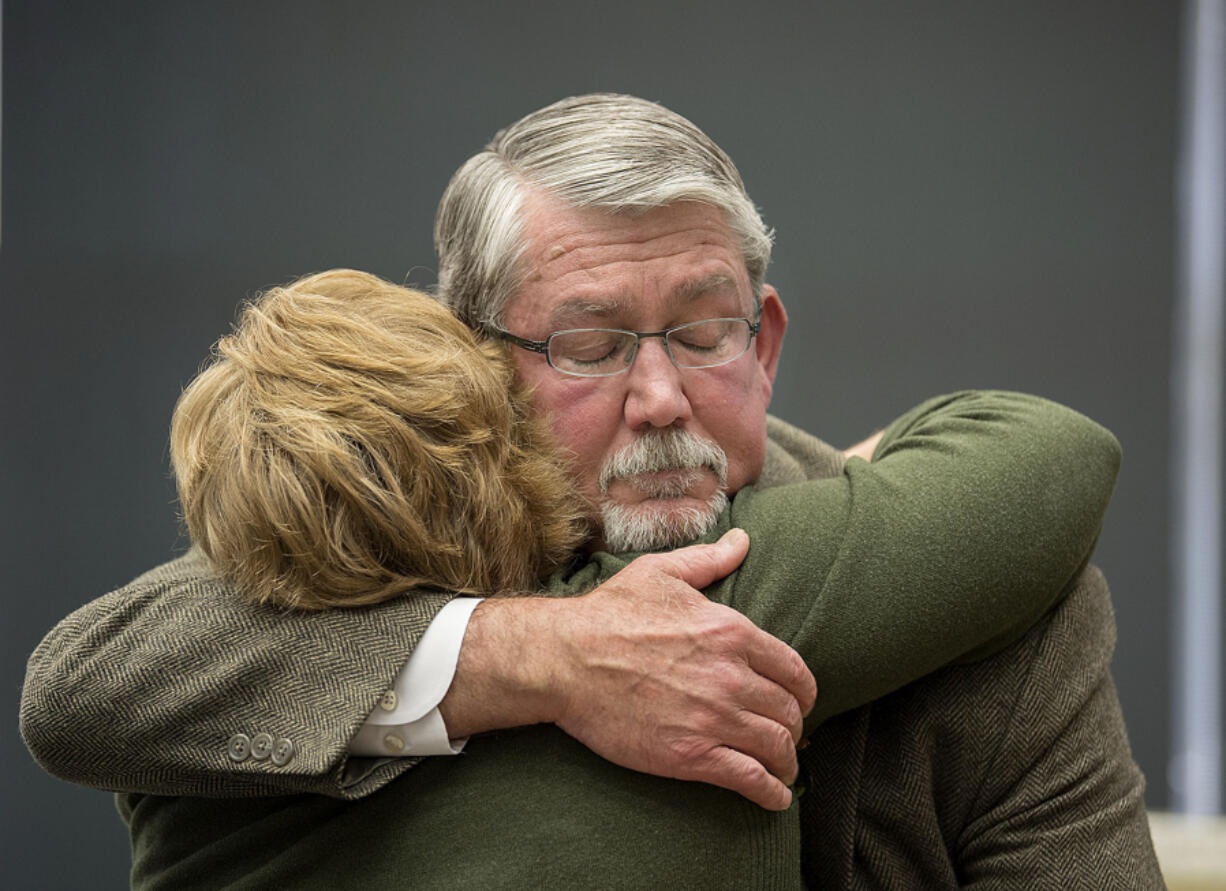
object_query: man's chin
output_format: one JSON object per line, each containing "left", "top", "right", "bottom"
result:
{"left": 598, "top": 490, "right": 729, "bottom": 553}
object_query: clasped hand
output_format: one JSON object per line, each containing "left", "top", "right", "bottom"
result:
{"left": 448, "top": 529, "right": 815, "bottom": 810}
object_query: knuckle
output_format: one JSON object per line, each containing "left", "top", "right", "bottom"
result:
{"left": 768, "top": 721, "right": 794, "bottom": 757}
{"left": 715, "top": 674, "right": 752, "bottom": 709}
{"left": 624, "top": 554, "right": 662, "bottom": 577}
{"left": 783, "top": 697, "right": 803, "bottom": 730}
{"left": 793, "top": 655, "right": 814, "bottom": 687}
{"left": 690, "top": 608, "right": 744, "bottom": 648}
{"left": 731, "top": 758, "right": 767, "bottom": 788}
{"left": 711, "top": 610, "right": 751, "bottom": 644}
{"left": 788, "top": 656, "right": 817, "bottom": 699}
{"left": 664, "top": 734, "right": 712, "bottom": 768}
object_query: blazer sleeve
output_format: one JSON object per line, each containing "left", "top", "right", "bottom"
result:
{"left": 20, "top": 549, "right": 456, "bottom": 799}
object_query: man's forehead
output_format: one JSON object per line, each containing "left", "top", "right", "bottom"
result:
{"left": 503, "top": 195, "right": 754, "bottom": 330}
{"left": 541, "top": 273, "right": 741, "bottom": 327}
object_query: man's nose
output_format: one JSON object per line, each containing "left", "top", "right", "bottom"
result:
{"left": 622, "top": 337, "right": 693, "bottom": 430}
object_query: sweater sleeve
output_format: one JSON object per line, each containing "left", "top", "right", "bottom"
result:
{"left": 716, "top": 390, "right": 1121, "bottom": 730}
{"left": 20, "top": 549, "right": 456, "bottom": 798}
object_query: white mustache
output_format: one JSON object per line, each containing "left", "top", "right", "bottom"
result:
{"left": 598, "top": 429, "right": 729, "bottom": 495}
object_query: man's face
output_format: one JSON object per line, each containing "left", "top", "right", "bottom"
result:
{"left": 501, "top": 192, "right": 787, "bottom": 550}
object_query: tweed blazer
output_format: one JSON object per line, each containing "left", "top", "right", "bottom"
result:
{"left": 798, "top": 566, "right": 1163, "bottom": 888}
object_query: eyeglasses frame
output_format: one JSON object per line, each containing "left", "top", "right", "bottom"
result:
{"left": 491, "top": 316, "right": 763, "bottom": 378}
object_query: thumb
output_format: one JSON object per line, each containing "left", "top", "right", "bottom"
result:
{"left": 659, "top": 528, "right": 750, "bottom": 589}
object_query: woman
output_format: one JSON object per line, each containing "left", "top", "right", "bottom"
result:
{"left": 122, "top": 269, "right": 1119, "bottom": 888}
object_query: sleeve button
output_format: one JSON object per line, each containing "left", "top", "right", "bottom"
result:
{"left": 379, "top": 690, "right": 398, "bottom": 711}
{"left": 227, "top": 733, "right": 252, "bottom": 762}
{"left": 270, "top": 737, "right": 295, "bottom": 766}
{"left": 250, "top": 732, "right": 274, "bottom": 760}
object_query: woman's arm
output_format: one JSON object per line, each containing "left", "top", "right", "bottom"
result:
{"left": 719, "top": 390, "right": 1120, "bottom": 729}
{"left": 20, "top": 550, "right": 456, "bottom": 798}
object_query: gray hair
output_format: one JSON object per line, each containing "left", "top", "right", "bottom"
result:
{"left": 434, "top": 93, "right": 774, "bottom": 330}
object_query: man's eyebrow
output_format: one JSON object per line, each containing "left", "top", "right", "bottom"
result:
{"left": 547, "top": 297, "right": 629, "bottom": 328}
{"left": 544, "top": 275, "right": 738, "bottom": 328}
{"left": 671, "top": 274, "right": 739, "bottom": 302}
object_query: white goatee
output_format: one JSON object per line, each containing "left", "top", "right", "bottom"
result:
{"left": 597, "top": 429, "right": 729, "bottom": 553}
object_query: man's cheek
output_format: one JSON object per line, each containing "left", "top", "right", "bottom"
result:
{"left": 548, "top": 393, "right": 617, "bottom": 451}
{"left": 543, "top": 412, "right": 610, "bottom": 500}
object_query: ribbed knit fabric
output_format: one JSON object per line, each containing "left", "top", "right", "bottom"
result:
{"left": 121, "top": 726, "right": 804, "bottom": 890}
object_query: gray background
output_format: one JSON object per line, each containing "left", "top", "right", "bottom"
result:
{"left": 3, "top": 1, "right": 1209, "bottom": 888}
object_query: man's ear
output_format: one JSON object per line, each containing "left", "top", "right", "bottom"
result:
{"left": 754, "top": 285, "right": 787, "bottom": 394}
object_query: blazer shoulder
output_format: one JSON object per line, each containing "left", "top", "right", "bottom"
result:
{"left": 124, "top": 547, "right": 220, "bottom": 590}
{"left": 762, "top": 414, "right": 843, "bottom": 487}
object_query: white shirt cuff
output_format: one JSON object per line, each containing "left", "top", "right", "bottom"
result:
{"left": 348, "top": 596, "right": 482, "bottom": 757}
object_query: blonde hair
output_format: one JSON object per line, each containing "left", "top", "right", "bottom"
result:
{"left": 170, "top": 269, "right": 585, "bottom": 610}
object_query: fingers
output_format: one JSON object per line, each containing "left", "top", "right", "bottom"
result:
{"left": 680, "top": 745, "right": 794, "bottom": 811}
{"left": 550, "top": 533, "right": 814, "bottom": 813}
{"left": 744, "top": 627, "right": 817, "bottom": 719}
{"left": 653, "top": 528, "right": 750, "bottom": 590}
{"left": 736, "top": 670, "right": 807, "bottom": 746}
{"left": 720, "top": 708, "right": 801, "bottom": 786}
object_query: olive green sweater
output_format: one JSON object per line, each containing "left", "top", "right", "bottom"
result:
{"left": 119, "top": 392, "right": 1120, "bottom": 890}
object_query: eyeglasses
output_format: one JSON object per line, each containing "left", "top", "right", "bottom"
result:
{"left": 492, "top": 317, "right": 761, "bottom": 378}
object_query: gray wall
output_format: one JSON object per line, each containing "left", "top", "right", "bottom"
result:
{"left": 3, "top": 2, "right": 1198, "bottom": 887}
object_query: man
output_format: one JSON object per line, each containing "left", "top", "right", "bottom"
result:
{"left": 22, "top": 94, "right": 1162, "bottom": 886}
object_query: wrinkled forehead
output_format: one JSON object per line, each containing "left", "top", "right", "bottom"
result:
{"left": 504, "top": 197, "right": 756, "bottom": 330}
{"left": 539, "top": 273, "right": 746, "bottom": 329}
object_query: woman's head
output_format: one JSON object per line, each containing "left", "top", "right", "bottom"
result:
{"left": 171, "top": 269, "right": 584, "bottom": 609}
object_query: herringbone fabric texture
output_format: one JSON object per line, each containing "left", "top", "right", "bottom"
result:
{"left": 22, "top": 549, "right": 452, "bottom": 798}
{"left": 800, "top": 567, "right": 1165, "bottom": 889}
